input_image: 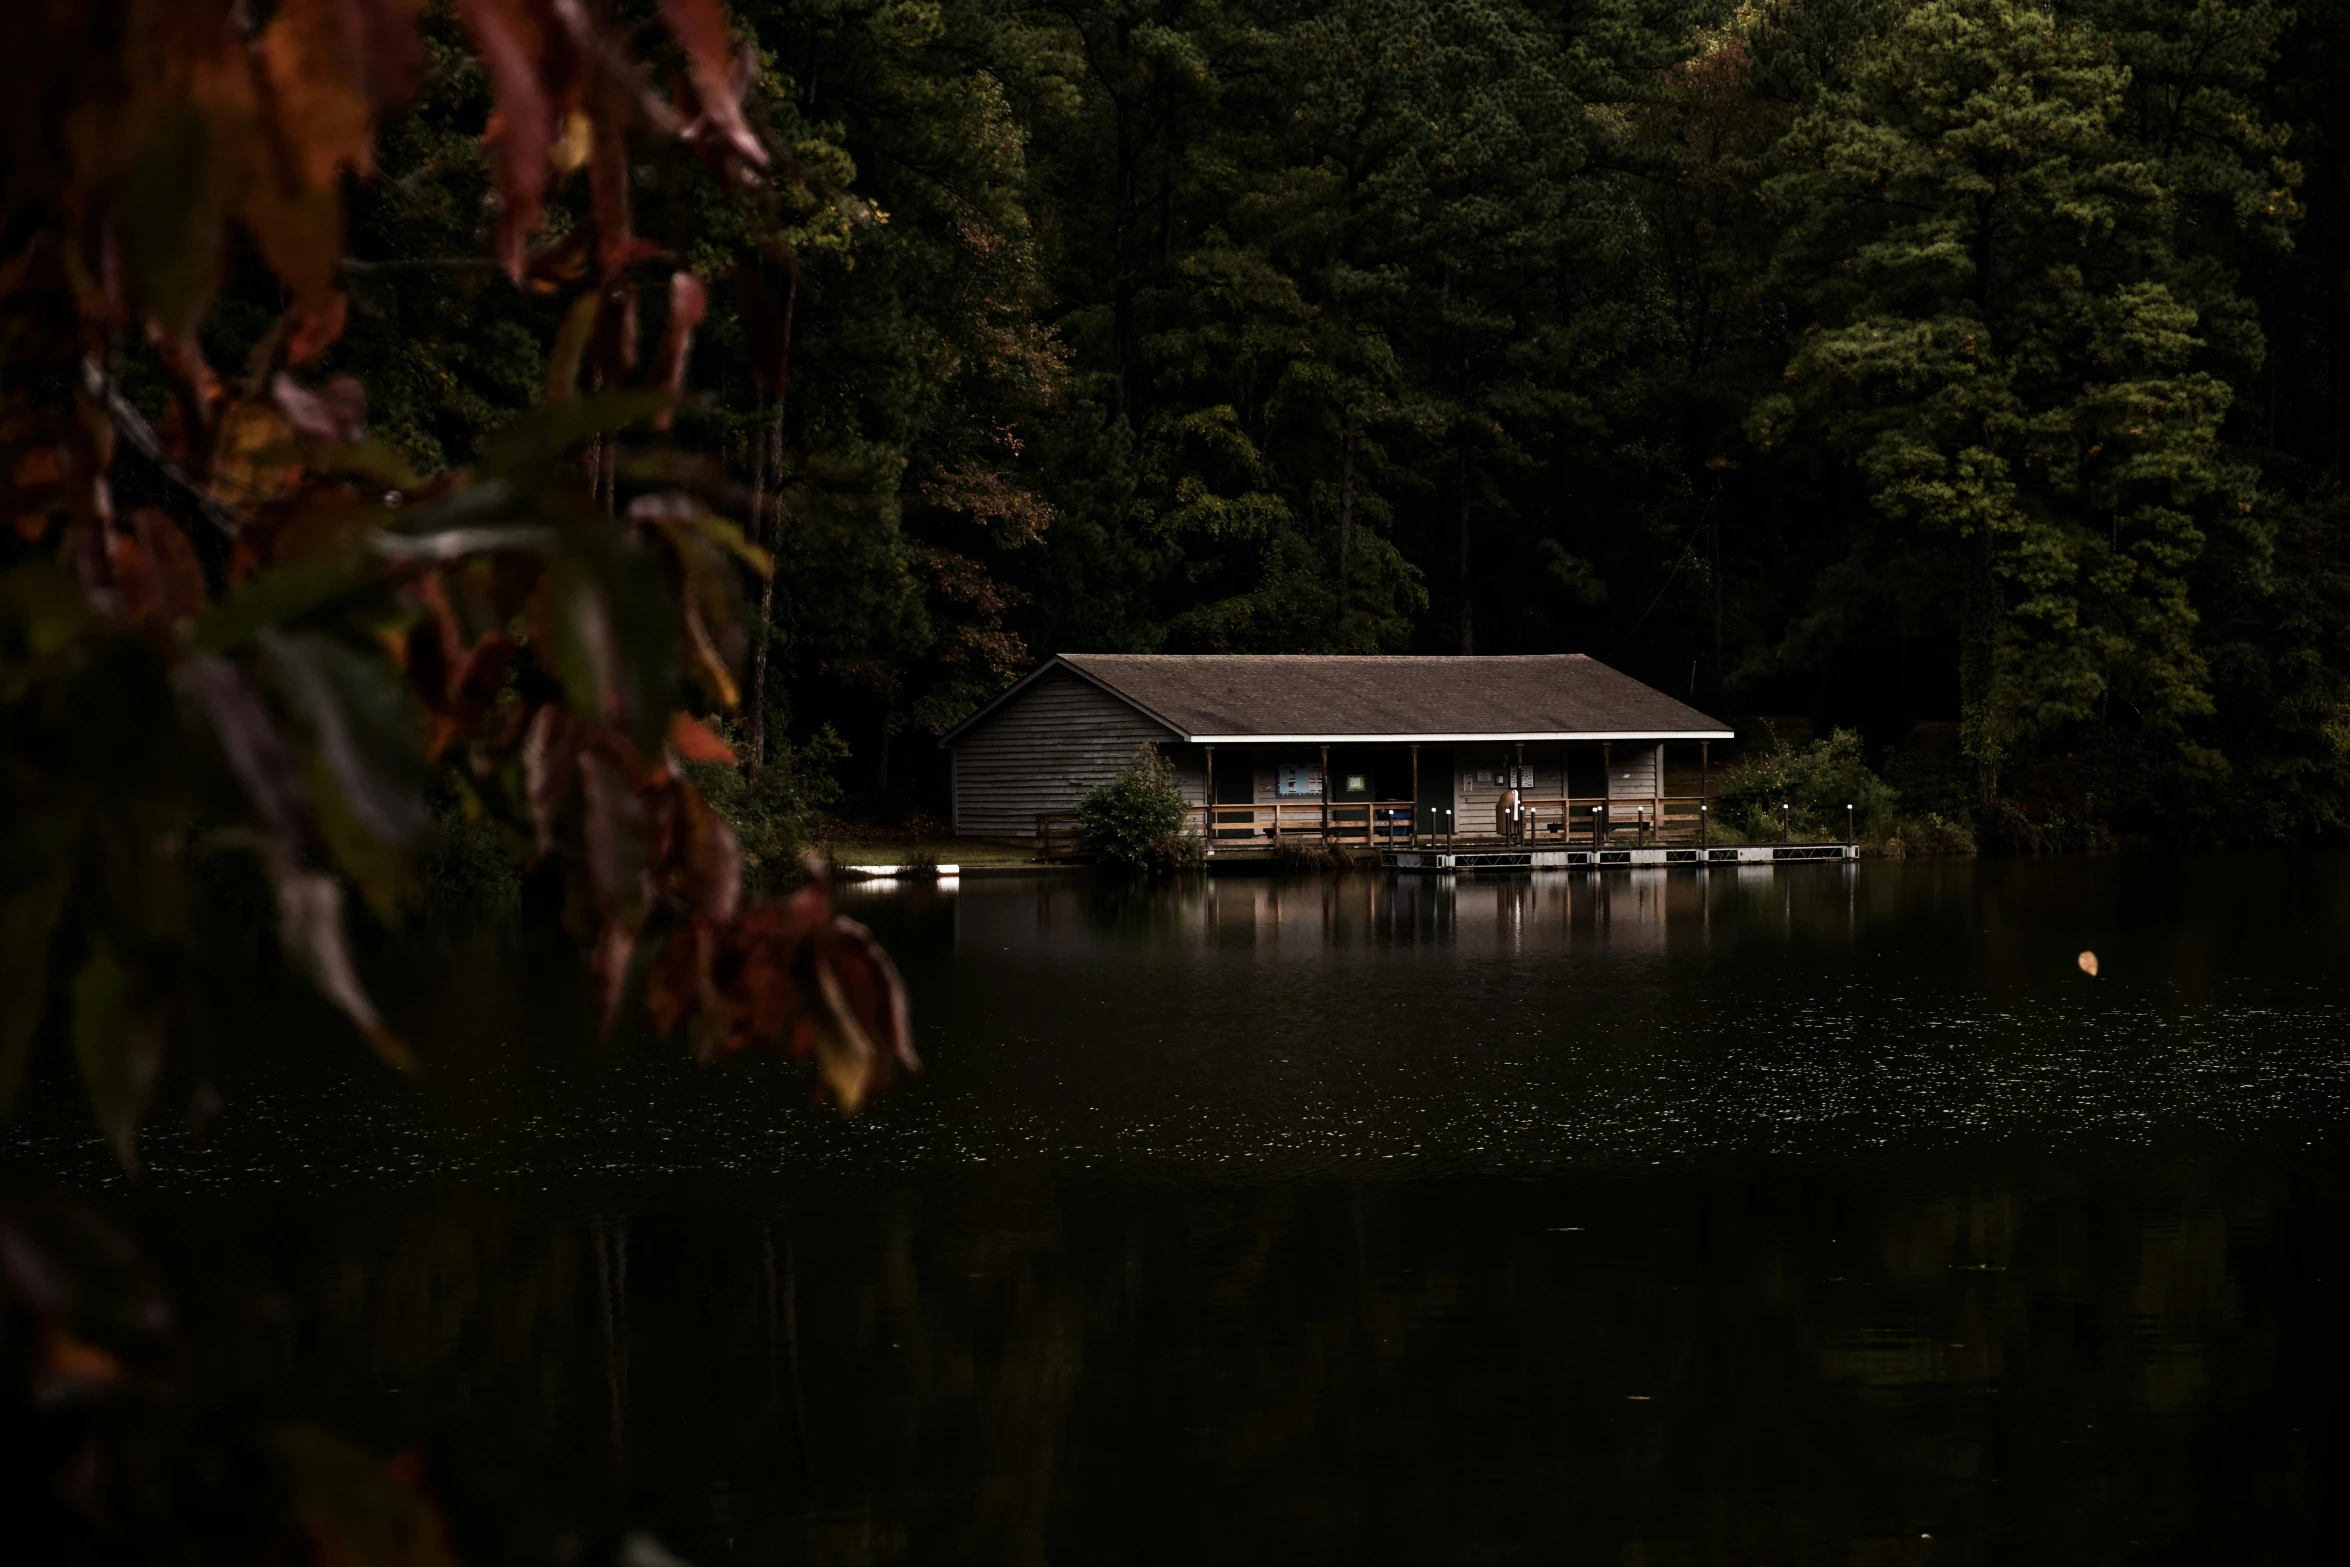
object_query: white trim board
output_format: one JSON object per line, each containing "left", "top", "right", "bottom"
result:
{"left": 1183, "top": 731, "right": 1735, "bottom": 744}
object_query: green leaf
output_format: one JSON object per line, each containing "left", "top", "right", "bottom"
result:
{"left": 0, "top": 562, "right": 92, "bottom": 700}
{"left": 473, "top": 391, "right": 675, "bottom": 478}
{"left": 259, "top": 436, "right": 424, "bottom": 490}
{"left": 70, "top": 937, "right": 162, "bottom": 1171}
{"left": 196, "top": 559, "right": 384, "bottom": 653}
{"left": 545, "top": 290, "right": 600, "bottom": 402}
{"left": 262, "top": 630, "right": 428, "bottom": 853}
{"left": 539, "top": 526, "right": 681, "bottom": 754}
{"left": 121, "top": 111, "right": 225, "bottom": 334}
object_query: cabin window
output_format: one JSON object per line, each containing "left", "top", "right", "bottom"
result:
{"left": 1276, "top": 762, "right": 1323, "bottom": 797}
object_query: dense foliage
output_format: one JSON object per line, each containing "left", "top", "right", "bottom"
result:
{"left": 0, "top": 1, "right": 923, "bottom": 1154}
{"left": 19, "top": 1, "right": 2326, "bottom": 854}
{"left": 8, "top": 2, "right": 2343, "bottom": 1127}
{"left": 332, "top": 0, "right": 2323, "bottom": 853}
{"left": 1076, "top": 744, "right": 1201, "bottom": 872}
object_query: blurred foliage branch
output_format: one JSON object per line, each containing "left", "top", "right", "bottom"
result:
{"left": 0, "top": 0, "right": 917, "bottom": 1172}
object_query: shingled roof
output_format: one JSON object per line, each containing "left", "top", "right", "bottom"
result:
{"left": 944, "top": 654, "right": 1732, "bottom": 744}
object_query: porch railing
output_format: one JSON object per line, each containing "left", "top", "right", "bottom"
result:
{"left": 1036, "top": 797, "right": 1733, "bottom": 857}
{"left": 1198, "top": 801, "right": 1421, "bottom": 848}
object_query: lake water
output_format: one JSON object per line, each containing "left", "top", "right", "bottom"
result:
{"left": 7, "top": 857, "right": 2348, "bottom": 1563}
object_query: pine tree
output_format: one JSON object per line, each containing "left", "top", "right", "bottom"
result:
{"left": 1758, "top": 0, "right": 2249, "bottom": 793}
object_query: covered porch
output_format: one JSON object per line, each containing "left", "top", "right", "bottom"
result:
{"left": 1035, "top": 738, "right": 1732, "bottom": 858}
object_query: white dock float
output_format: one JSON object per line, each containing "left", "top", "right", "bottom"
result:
{"left": 1384, "top": 843, "right": 1856, "bottom": 871}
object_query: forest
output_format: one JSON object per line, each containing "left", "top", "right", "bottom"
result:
{"left": 252, "top": 0, "right": 2339, "bottom": 849}
{"left": 3, "top": 0, "right": 2339, "bottom": 1136}
{"left": 2, "top": 6, "right": 2341, "bottom": 1554}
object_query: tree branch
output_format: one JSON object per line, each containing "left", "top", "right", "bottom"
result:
{"left": 79, "top": 358, "right": 243, "bottom": 539}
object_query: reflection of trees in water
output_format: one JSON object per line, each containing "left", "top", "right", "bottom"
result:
{"left": 178, "top": 1162, "right": 2306, "bottom": 1561}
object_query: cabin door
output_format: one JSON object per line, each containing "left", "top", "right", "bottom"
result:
{"left": 1211, "top": 750, "right": 1256, "bottom": 839}
{"left": 1414, "top": 746, "right": 1455, "bottom": 839}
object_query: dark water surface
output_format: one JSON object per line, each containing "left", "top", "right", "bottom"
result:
{"left": 9, "top": 856, "right": 2350, "bottom": 1563}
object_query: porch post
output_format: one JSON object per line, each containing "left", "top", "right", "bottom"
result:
{"left": 1653, "top": 742, "right": 1663, "bottom": 847}
{"left": 1600, "top": 741, "right": 1612, "bottom": 847}
{"left": 1410, "top": 744, "right": 1420, "bottom": 847}
{"left": 1204, "top": 745, "right": 1215, "bottom": 857}
{"left": 1513, "top": 741, "right": 1526, "bottom": 844}
{"left": 1320, "top": 743, "right": 1331, "bottom": 843}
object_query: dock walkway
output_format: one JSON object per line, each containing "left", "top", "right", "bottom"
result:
{"left": 1385, "top": 843, "right": 1857, "bottom": 871}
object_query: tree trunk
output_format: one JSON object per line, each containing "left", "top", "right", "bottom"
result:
{"left": 746, "top": 278, "right": 797, "bottom": 776}
{"left": 1457, "top": 444, "right": 1473, "bottom": 655}
{"left": 1960, "top": 520, "right": 1999, "bottom": 803}
{"left": 1337, "top": 408, "right": 1356, "bottom": 631}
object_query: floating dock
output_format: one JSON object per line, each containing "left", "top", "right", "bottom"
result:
{"left": 1384, "top": 843, "right": 1857, "bottom": 871}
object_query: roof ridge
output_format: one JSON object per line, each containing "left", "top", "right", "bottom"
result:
{"left": 1061, "top": 651, "right": 1595, "bottom": 661}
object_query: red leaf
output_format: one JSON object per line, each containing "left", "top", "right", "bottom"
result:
{"left": 286, "top": 291, "right": 350, "bottom": 365}
{"left": 676, "top": 789, "right": 742, "bottom": 922}
{"left": 112, "top": 509, "right": 209, "bottom": 623}
{"left": 521, "top": 705, "right": 586, "bottom": 855}
{"left": 648, "top": 270, "right": 707, "bottom": 428}
{"left": 657, "top": 0, "right": 768, "bottom": 170}
{"left": 784, "top": 913, "right": 916, "bottom": 1112}
{"left": 577, "top": 745, "right": 648, "bottom": 915}
{"left": 341, "top": 0, "right": 432, "bottom": 110}
{"left": 271, "top": 373, "right": 368, "bottom": 444}
{"left": 591, "top": 280, "right": 640, "bottom": 383}
{"left": 458, "top": 0, "right": 553, "bottom": 281}
{"left": 667, "top": 712, "right": 734, "bottom": 764}
{"left": 590, "top": 916, "right": 636, "bottom": 1020}
{"left": 587, "top": 109, "right": 633, "bottom": 280}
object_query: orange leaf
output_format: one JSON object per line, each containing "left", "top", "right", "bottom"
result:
{"left": 39, "top": 1325, "right": 126, "bottom": 1390}
{"left": 286, "top": 291, "right": 349, "bottom": 365}
{"left": 211, "top": 399, "right": 299, "bottom": 503}
{"left": 668, "top": 712, "right": 735, "bottom": 764}
{"left": 257, "top": 0, "right": 379, "bottom": 190}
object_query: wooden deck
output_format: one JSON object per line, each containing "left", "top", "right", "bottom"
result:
{"left": 1387, "top": 843, "right": 1858, "bottom": 871}
{"left": 1032, "top": 796, "right": 1821, "bottom": 860}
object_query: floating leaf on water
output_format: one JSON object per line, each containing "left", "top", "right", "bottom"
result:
{"left": 2077, "top": 950, "right": 2099, "bottom": 977}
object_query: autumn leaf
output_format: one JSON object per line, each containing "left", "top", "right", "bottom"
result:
{"left": 658, "top": 0, "right": 768, "bottom": 171}
{"left": 272, "top": 1423, "right": 457, "bottom": 1567}
{"left": 458, "top": 0, "right": 555, "bottom": 281}
{"left": 668, "top": 712, "right": 735, "bottom": 764}
{"left": 266, "top": 847, "right": 415, "bottom": 1074}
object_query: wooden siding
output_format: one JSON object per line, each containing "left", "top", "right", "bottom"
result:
{"left": 1453, "top": 745, "right": 1567, "bottom": 829}
{"left": 1607, "top": 743, "right": 1663, "bottom": 799}
{"left": 950, "top": 671, "right": 1181, "bottom": 837}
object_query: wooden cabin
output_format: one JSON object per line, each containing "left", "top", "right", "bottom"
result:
{"left": 940, "top": 654, "right": 1736, "bottom": 850}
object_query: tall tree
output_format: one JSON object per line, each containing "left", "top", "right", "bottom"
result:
{"left": 1757, "top": 0, "right": 2259, "bottom": 794}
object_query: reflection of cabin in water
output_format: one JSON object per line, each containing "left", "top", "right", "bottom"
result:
{"left": 939, "top": 654, "right": 1735, "bottom": 851}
